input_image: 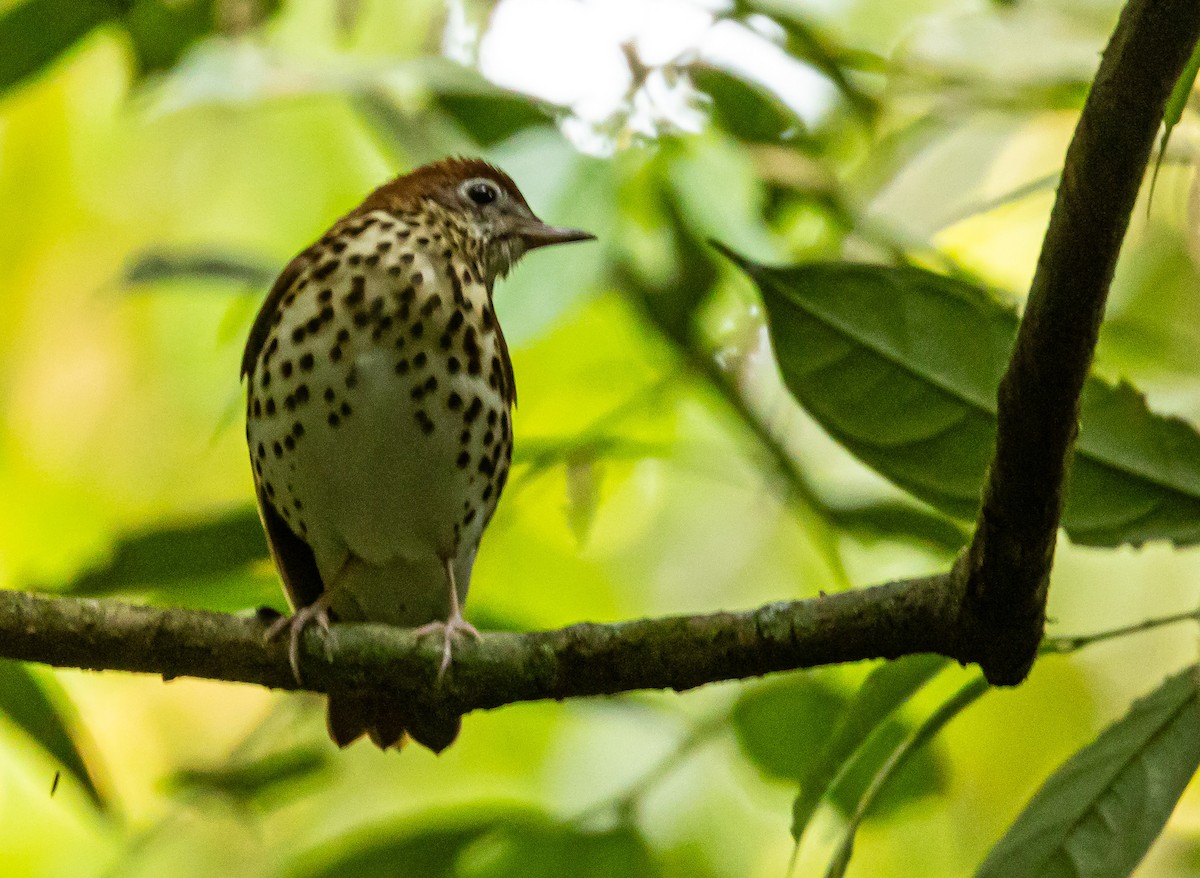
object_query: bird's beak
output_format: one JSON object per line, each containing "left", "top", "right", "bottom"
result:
{"left": 516, "top": 218, "right": 596, "bottom": 251}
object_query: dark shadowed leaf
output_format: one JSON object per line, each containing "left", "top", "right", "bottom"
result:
{"left": 59, "top": 507, "right": 279, "bottom": 611}
{"left": 421, "top": 58, "right": 557, "bottom": 147}
{"left": 733, "top": 674, "right": 945, "bottom": 821}
{"left": 692, "top": 66, "right": 802, "bottom": 144}
{"left": 793, "top": 654, "right": 948, "bottom": 839}
{"left": 289, "top": 806, "right": 657, "bottom": 878}
{"left": 0, "top": 0, "right": 117, "bottom": 96}
{"left": 123, "top": 248, "right": 276, "bottom": 290}
{"left": 0, "top": 660, "right": 105, "bottom": 809}
{"left": 167, "top": 745, "right": 331, "bottom": 804}
{"left": 827, "top": 676, "right": 989, "bottom": 878}
{"left": 975, "top": 667, "right": 1200, "bottom": 878}
{"left": 718, "top": 250, "right": 1200, "bottom": 547}
{"left": 826, "top": 501, "right": 968, "bottom": 553}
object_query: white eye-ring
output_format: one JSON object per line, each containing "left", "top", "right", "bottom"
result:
{"left": 462, "top": 179, "right": 500, "bottom": 206}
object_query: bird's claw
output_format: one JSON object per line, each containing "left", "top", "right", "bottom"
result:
{"left": 264, "top": 601, "right": 332, "bottom": 684}
{"left": 414, "top": 616, "right": 481, "bottom": 681}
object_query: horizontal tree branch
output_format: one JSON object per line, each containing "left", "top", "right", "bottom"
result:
{"left": 963, "top": 0, "right": 1200, "bottom": 684}
{"left": 0, "top": 578, "right": 968, "bottom": 713}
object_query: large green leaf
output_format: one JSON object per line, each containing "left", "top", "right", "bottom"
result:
{"left": 792, "top": 654, "right": 948, "bottom": 840}
{"left": 0, "top": 0, "right": 118, "bottom": 96}
{"left": 1148, "top": 35, "right": 1200, "bottom": 207}
{"left": 691, "top": 66, "right": 803, "bottom": 144}
{"left": 720, "top": 251, "right": 1200, "bottom": 547}
{"left": 733, "top": 674, "right": 946, "bottom": 821}
{"left": 975, "top": 667, "right": 1200, "bottom": 878}
{"left": 0, "top": 660, "right": 105, "bottom": 809}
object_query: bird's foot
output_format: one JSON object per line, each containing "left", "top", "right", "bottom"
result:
{"left": 264, "top": 600, "right": 332, "bottom": 684}
{"left": 414, "top": 615, "right": 481, "bottom": 681}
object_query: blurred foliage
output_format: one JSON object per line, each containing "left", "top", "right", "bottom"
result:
{"left": 2, "top": 0, "right": 1200, "bottom": 877}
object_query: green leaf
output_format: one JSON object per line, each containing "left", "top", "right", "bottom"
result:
{"left": 289, "top": 807, "right": 657, "bottom": 878}
{"left": 827, "top": 676, "right": 990, "bottom": 878}
{"left": 975, "top": 667, "right": 1200, "bottom": 878}
{"left": 719, "top": 251, "right": 1200, "bottom": 547}
{"left": 1148, "top": 35, "right": 1200, "bottom": 209}
{"left": 0, "top": 0, "right": 119, "bottom": 96}
{"left": 691, "top": 67, "right": 802, "bottom": 144}
{"left": 734, "top": 674, "right": 945, "bottom": 820}
{"left": 0, "top": 660, "right": 105, "bottom": 809}
{"left": 123, "top": 248, "right": 276, "bottom": 290}
{"left": 793, "top": 655, "right": 949, "bottom": 840}
{"left": 121, "top": 0, "right": 281, "bottom": 76}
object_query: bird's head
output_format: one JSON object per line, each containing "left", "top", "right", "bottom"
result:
{"left": 360, "top": 157, "right": 595, "bottom": 284}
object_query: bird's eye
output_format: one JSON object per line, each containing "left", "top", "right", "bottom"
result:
{"left": 466, "top": 181, "right": 499, "bottom": 206}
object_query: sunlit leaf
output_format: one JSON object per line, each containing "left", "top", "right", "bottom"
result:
{"left": 718, "top": 251, "right": 1200, "bottom": 547}
{"left": 0, "top": 660, "right": 105, "bottom": 810}
{"left": 827, "top": 676, "right": 989, "bottom": 878}
{"left": 733, "top": 675, "right": 945, "bottom": 820}
{"left": 0, "top": 0, "right": 117, "bottom": 96}
{"left": 792, "top": 654, "right": 948, "bottom": 840}
{"left": 975, "top": 667, "right": 1200, "bottom": 878}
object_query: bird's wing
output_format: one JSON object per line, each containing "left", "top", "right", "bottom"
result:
{"left": 255, "top": 481, "right": 325, "bottom": 611}
{"left": 244, "top": 246, "right": 326, "bottom": 609}
{"left": 241, "top": 245, "right": 317, "bottom": 378}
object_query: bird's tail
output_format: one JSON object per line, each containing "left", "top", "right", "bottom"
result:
{"left": 326, "top": 692, "right": 461, "bottom": 753}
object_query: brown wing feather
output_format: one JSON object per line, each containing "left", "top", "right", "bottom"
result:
{"left": 256, "top": 483, "right": 325, "bottom": 610}
{"left": 245, "top": 246, "right": 326, "bottom": 609}
{"left": 241, "top": 246, "right": 317, "bottom": 378}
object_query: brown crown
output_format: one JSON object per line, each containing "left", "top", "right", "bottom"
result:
{"left": 355, "top": 157, "right": 531, "bottom": 215}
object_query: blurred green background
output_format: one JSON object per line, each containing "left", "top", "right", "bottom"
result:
{"left": 2, "top": 0, "right": 1200, "bottom": 875}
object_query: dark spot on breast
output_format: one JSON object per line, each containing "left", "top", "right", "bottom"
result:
{"left": 320, "top": 305, "right": 334, "bottom": 322}
{"left": 253, "top": 399, "right": 262, "bottom": 417}
{"left": 330, "top": 345, "right": 343, "bottom": 362}
{"left": 313, "top": 260, "right": 340, "bottom": 280}
{"left": 345, "top": 369, "right": 358, "bottom": 389}
{"left": 483, "top": 430, "right": 494, "bottom": 446}
{"left": 266, "top": 398, "right": 276, "bottom": 416}
{"left": 376, "top": 240, "right": 392, "bottom": 252}
{"left": 447, "top": 310, "right": 465, "bottom": 333}
{"left": 481, "top": 306, "right": 495, "bottom": 332}
{"left": 345, "top": 276, "right": 366, "bottom": 307}
{"left": 402, "top": 253, "right": 415, "bottom": 265}
{"left": 464, "top": 397, "right": 482, "bottom": 423}
{"left": 318, "top": 288, "right": 333, "bottom": 303}
{"left": 463, "top": 507, "right": 477, "bottom": 525}
{"left": 291, "top": 326, "right": 306, "bottom": 344}
{"left": 337, "top": 328, "right": 350, "bottom": 343}
{"left": 399, "top": 286, "right": 416, "bottom": 304}
{"left": 348, "top": 254, "right": 362, "bottom": 266}
{"left": 467, "top": 358, "right": 482, "bottom": 376}
{"left": 293, "top": 421, "right": 304, "bottom": 437}
{"left": 264, "top": 480, "right": 274, "bottom": 496}
{"left": 299, "top": 353, "right": 314, "bottom": 371}
{"left": 413, "top": 352, "right": 427, "bottom": 369}
{"left": 257, "top": 442, "right": 265, "bottom": 458}
{"left": 396, "top": 359, "right": 410, "bottom": 374}
{"left": 460, "top": 429, "right": 470, "bottom": 444}
{"left": 420, "top": 295, "right": 441, "bottom": 317}
{"left": 457, "top": 451, "right": 470, "bottom": 469}
{"left": 482, "top": 483, "right": 493, "bottom": 501}
{"left": 284, "top": 435, "right": 295, "bottom": 451}
{"left": 365, "top": 254, "right": 380, "bottom": 267}
{"left": 395, "top": 336, "right": 407, "bottom": 350}
{"left": 354, "top": 311, "right": 371, "bottom": 327}
{"left": 273, "top": 441, "right": 283, "bottom": 458}
{"left": 285, "top": 394, "right": 296, "bottom": 412}
{"left": 281, "top": 361, "right": 293, "bottom": 378}
{"left": 296, "top": 384, "right": 309, "bottom": 403}
{"left": 261, "top": 369, "right": 272, "bottom": 388}
{"left": 328, "top": 411, "right": 341, "bottom": 427}
{"left": 341, "top": 401, "right": 352, "bottom": 416}
{"left": 410, "top": 321, "right": 424, "bottom": 339}
{"left": 324, "top": 387, "right": 336, "bottom": 403}
{"left": 415, "top": 411, "right": 434, "bottom": 434}
{"left": 448, "top": 391, "right": 463, "bottom": 410}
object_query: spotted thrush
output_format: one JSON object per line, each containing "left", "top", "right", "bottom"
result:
{"left": 243, "top": 158, "right": 594, "bottom": 752}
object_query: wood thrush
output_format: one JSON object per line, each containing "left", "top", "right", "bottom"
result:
{"left": 242, "top": 157, "right": 594, "bottom": 752}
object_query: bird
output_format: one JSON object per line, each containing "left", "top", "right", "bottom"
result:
{"left": 242, "top": 157, "right": 594, "bottom": 752}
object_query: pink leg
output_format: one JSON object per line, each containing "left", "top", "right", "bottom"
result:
{"left": 414, "top": 557, "right": 481, "bottom": 679}
{"left": 264, "top": 590, "right": 333, "bottom": 684}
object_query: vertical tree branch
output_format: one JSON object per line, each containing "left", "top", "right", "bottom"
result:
{"left": 964, "top": 0, "right": 1200, "bottom": 684}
